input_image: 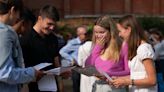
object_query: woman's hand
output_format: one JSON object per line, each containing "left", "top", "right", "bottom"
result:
{"left": 96, "top": 35, "right": 106, "bottom": 46}
{"left": 112, "top": 77, "right": 130, "bottom": 88}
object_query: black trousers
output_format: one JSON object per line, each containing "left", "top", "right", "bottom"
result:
{"left": 155, "top": 59, "right": 164, "bottom": 79}
{"left": 72, "top": 70, "right": 80, "bottom": 92}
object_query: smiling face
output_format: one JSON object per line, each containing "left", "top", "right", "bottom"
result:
{"left": 116, "top": 23, "right": 131, "bottom": 41}
{"left": 39, "top": 16, "right": 56, "bottom": 35}
{"left": 93, "top": 25, "right": 109, "bottom": 42}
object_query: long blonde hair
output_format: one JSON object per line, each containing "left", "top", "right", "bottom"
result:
{"left": 93, "top": 15, "right": 122, "bottom": 62}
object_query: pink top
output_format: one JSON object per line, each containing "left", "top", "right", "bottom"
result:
{"left": 85, "top": 42, "right": 130, "bottom": 76}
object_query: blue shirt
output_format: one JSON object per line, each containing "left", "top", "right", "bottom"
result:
{"left": 59, "top": 37, "right": 82, "bottom": 64}
{"left": 0, "top": 22, "right": 35, "bottom": 92}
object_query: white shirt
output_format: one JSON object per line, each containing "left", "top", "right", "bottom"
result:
{"left": 129, "top": 43, "right": 157, "bottom": 92}
{"left": 78, "top": 41, "right": 97, "bottom": 92}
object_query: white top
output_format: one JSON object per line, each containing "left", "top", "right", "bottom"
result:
{"left": 129, "top": 43, "right": 157, "bottom": 92}
{"left": 78, "top": 41, "right": 97, "bottom": 92}
{"left": 78, "top": 41, "right": 92, "bottom": 67}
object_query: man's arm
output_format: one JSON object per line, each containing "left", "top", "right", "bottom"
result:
{"left": 59, "top": 41, "right": 74, "bottom": 63}
{"left": 0, "top": 30, "right": 36, "bottom": 84}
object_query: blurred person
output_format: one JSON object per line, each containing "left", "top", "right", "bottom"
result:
{"left": 20, "top": 5, "right": 60, "bottom": 92}
{"left": 52, "top": 30, "right": 67, "bottom": 92}
{"left": 149, "top": 28, "right": 162, "bottom": 46}
{"left": 12, "top": 7, "right": 36, "bottom": 92}
{"left": 52, "top": 29, "right": 66, "bottom": 50}
{"left": 149, "top": 28, "right": 164, "bottom": 60}
{"left": 59, "top": 25, "right": 88, "bottom": 92}
{"left": 0, "top": 0, "right": 43, "bottom": 92}
{"left": 85, "top": 15, "right": 130, "bottom": 92}
{"left": 112, "top": 15, "right": 157, "bottom": 92}
{"left": 12, "top": 7, "right": 36, "bottom": 38}
{"left": 77, "top": 29, "right": 97, "bottom": 92}
{"left": 149, "top": 29, "right": 164, "bottom": 91}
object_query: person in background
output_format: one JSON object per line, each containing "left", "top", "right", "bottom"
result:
{"left": 77, "top": 28, "right": 97, "bottom": 92}
{"left": 11, "top": 7, "right": 37, "bottom": 92}
{"left": 85, "top": 15, "right": 130, "bottom": 92}
{"left": 112, "top": 15, "right": 157, "bottom": 92}
{"left": 0, "top": 0, "right": 43, "bottom": 92}
{"left": 148, "top": 28, "right": 164, "bottom": 92}
{"left": 59, "top": 25, "right": 88, "bottom": 92}
{"left": 12, "top": 7, "right": 36, "bottom": 38}
{"left": 20, "top": 5, "right": 60, "bottom": 92}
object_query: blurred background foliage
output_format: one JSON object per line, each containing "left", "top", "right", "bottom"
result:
{"left": 56, "top": 16, "right": 164, "bottom": 39}
{"left": 138, "top": 17, "right": 164, "bottom": 34}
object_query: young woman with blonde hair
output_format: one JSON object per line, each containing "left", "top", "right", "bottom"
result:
{"left": 85, "top": 15, "right": 130, "bottom": 92}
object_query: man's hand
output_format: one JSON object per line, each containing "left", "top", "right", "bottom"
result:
{"left": 60, "top": 71, "right": 72, "bottom": 79}
{"left": 35, "top": 70, "right": 45, "bottom": 81}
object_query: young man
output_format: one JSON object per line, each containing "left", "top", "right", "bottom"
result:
{"left": 0, "top": 0, "right": 43, "bottom": 92}
{"left": 20, "top": 5, "right": 60, "bottom": 92}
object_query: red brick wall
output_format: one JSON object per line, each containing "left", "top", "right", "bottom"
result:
{"left": 101, "top": 0, "right": 124, "bottom": 14}
{"left": 70, "top": 0, "right": 94, "bottom": 14}
{"left": 161, "top": 0, "right": 164, "bottom": 14}
{"left": 132, "top": 0, "right": 153, "bottom": 15}
{"left": 23, "top": 0, "right": 64, "bottom": 16}
{"left": 23, "top": 0, "right": 164, "bottom": 18}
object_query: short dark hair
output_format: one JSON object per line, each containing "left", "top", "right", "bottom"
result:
{"left": 0, "top": 0, "right": 23, "bottom": 14}
{"left": 39, "top": 5, "right": 59, "bottom": 21}
{"left": 21, "top": 7, "right": 36, "bottom": 25}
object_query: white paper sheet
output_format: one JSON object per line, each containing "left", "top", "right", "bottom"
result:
{"left": 38, "top": 75, "right": 57, "bottom": 91}
{"left": 97, "top": 68, "right": 113, "bottom": 81}
{"left": 73, "top": 66, "right": 113, "bottom": 81}
{"left": 44, "top": 66, "right": 75, "bottom": 75}
{"left": 33, "top": 63, "right": 52, "bottom": 70}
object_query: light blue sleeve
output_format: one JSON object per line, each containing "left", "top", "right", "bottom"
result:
{"left": 0, "top": 30, "right": 35, "bottom": 84}
{"left": 0, "top": 55, "right": 35, "bottom": 84}
{"left": 59, "top": 41, "right": 74, "bottom": 62}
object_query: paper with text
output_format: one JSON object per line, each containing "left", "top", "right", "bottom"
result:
{"left": 44, "top": 66, "right": 75, "bottom": 75}
{"left": 73, "top": 66, "right": 113, "bottom": 81}
{"left": 38, "top": 75, "right": 57, "bottom": 91}
{"left": 97, "top": 68, "right": 113, "bottom": 81}
{"left": 33, "top": 63, "right": 52, "bottom": 70}
{"left": 72, "top": 66, "right": 100, "bottom": 76}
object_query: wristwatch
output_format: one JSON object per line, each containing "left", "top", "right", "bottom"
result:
{"left": 131, "top": 79, "right": 134, "bottom": 85}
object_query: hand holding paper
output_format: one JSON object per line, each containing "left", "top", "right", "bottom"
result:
{"left": 44, "top": 66, "right": 75, "bottom": 75}
{"left": 97, "top": 68, "right": 113, "bottom": 81}
{"left": 33, "top": 63, "right": 52, "bottom": 70}
{"left": 73, "top": 66, "right": 113, "bottom": 81}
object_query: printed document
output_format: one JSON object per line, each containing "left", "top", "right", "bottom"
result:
{"left": 45, "top": 66, "right": 75, "bottom": 75}
{"left": 73, "top": 66, "right": 112, "bottom": 81}
{"left": 38, "top": 75, "right": 57, "bottom": 91}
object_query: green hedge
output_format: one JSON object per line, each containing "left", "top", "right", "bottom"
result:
{"left": 138, "top": 17, "right": 164, "bottom": 34}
